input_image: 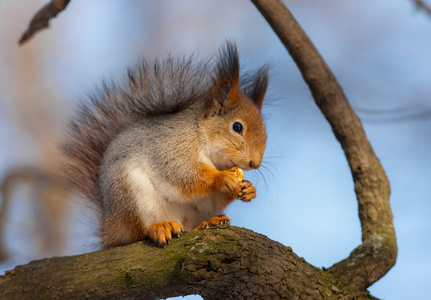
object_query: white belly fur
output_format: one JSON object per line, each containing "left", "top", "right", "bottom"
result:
{"left": 128, "top": 164, "right": 222, "bottom": 231}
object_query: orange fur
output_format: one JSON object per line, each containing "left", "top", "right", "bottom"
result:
{"left": 194, "top": 215, "right": 230, "bottom": 231}
{"left": 180, "top": 165, "right": 242, "bottom": 204}
{"left": 147, "top": 221, "right": 183, "bottom": 247}
{"left": 101, "top": 211, "right": 146, "bottom": 248}
{"left": 238, "top": 180, "right": 257, "bottom": 202}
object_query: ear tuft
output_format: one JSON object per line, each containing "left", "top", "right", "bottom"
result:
{"left": 243, "top": 66, "right": 268, "bottom": 111}
{"left": 211, "top": 41, "right": 240, "bottom": 109}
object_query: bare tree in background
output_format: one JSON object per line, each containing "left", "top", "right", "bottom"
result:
{"left": 1, "top": 0, "right": 398, "bottom": 298}
{"left": 0, "top": 34, "right": 70, "bottom": 262}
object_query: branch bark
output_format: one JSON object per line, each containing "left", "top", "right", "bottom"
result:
{"left": 19, "top": 0, "right": 70, "bottom": 45}
{"left": 251, "top": 0, "right": 397, "bottom": 291}
{"left": 0, "top": 226, "right": 375, "bottom": 300}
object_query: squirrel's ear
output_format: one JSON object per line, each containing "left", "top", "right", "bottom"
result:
{"left": 246, "top": 67, "right": 268, "bottom": 112}
{"left": 210, "top": 42, "right": 240, "bottom": 112}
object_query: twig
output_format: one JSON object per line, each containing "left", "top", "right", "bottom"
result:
{"left": 18, "top": 0, "right": 71, "bottom": 45}
{"left": 413, "top": 0, "right": 431, "bottom": 16}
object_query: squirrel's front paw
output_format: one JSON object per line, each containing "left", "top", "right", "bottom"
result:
{"left": 194, "top": 215, "right": 230, "bottom": 230}
{"left": 147, "top": 220, "right": 183, "bottom": 247}
{"left": 219, "top": 167, "right": 243, "bottom": 197}
{"left": 238, "top": 180, "right": 257, "bottom": 202}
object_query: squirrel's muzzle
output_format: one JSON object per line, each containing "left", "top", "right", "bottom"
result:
{"left": 249, "top": 159, "right": 261, "bottom": 169}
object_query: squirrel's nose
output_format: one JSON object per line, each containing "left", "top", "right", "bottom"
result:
{"left": 249, "top": 159, "right": 261, "bottom": 169}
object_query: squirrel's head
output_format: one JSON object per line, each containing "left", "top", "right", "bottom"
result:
{"left": 200, "top": 42, "right": 268, "bottom": 171}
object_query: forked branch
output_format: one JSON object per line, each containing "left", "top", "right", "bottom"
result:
{"left": 251, "top": 0, "right": 397, "bottom": 291}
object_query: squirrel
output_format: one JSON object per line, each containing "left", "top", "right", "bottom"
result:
{"left": 61, "top": 42, "right": 269, "bottom": 248}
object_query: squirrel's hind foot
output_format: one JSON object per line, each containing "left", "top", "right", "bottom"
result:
{"left": 194, "top": 215, "right": 230, "bottom": 231}
{"left": 147, "top": 220, "right": 183, "bottom": 247}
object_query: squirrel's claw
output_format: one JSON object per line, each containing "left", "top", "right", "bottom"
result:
{"left": 238, "top": 180, "right": 257, "bottom": 202}
{"left": 147, "top": 220, "right": 183, "bottom": 247}
{"left": 194, "top": 215, "right": 230, "bottom": 231}
{"left": 219, "top": 167, "right": 243, "bottom": 198}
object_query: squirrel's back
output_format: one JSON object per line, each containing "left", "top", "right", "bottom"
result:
{"left": 62, "top": 54, "right": 212, "bottom": 207}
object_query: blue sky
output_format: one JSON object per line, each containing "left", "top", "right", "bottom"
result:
{"left": 1, "top": 1, "right": 430, "bottom": 299}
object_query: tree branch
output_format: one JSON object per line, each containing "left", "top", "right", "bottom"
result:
{"left": 412, "top": 0, "right": 431, "bottom": 16}
{"left": 251, "top": 0, "right": 397, "bottom": 291}
{"left": 0, "top": 226, "right": 375, "bottom": 299}
{"left": 19, "top": 0, "right": 71, "bottom": 45}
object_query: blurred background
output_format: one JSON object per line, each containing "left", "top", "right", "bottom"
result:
{"left": 0, "top": 0, "right": 430, "bottom": 299}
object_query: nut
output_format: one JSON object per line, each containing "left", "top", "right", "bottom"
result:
{"left": 235, "top": 168, "right": 244, "bottom": 181}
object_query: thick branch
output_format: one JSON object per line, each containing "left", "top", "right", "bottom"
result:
{"left": 251, "top": 0, "right": 397, "bottom": 291}
{"left": 0, "top": 226, "right": 375, "bottom": 300}
{"left": 19, "top": 0, "right": 71, "bottom": 45}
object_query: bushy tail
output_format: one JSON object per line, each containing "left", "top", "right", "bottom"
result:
{"left": 61, "top": 54, "right": 211, "bottom": 206}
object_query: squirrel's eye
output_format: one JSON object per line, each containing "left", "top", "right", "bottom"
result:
{"left": 232, "top": 122, "right": 243, "bottom": 134}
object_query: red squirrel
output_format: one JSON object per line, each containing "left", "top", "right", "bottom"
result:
{"left": 62, "top": 42, "right": 268, "bottom": 248}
